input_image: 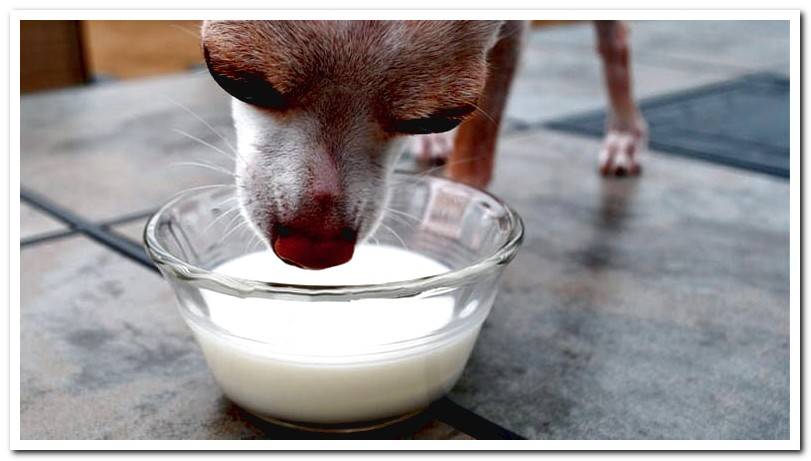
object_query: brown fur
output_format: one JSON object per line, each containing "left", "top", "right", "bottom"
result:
{"left": 596, "top": 21, "right": 639, "bottom": 129}
{"left": 449, "top": 21, "right": 525, "bottom": 188}
{"left": 202, "top": 21, "right": 503, "bottom": 124}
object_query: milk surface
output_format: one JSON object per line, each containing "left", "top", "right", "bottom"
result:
{"left": 189, "top": 245, "right": 482, "bottom": 425}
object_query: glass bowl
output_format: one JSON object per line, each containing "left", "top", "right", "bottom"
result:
{"left": 144, "top": 173, "right": 523, "bottom": 432}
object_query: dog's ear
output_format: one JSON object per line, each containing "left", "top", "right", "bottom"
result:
{"left": 380, "top": 21, "right": 506, "bottom": 120}
{"left": 200, "top": 20, "right": 232, "bottom": 50}
{"left": 200, "top": 20, "right": 282, "bottom": 73}
{"left": 200, "top": 20, "right": 263, "bottom": 66}
{"left": 405, "top": 21, "right": 504, "bottom": 56}
{"left": 449, "top": 20, "right": 505, "bottom": 52}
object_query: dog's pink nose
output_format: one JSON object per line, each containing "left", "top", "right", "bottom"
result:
{"left": 269, "top": 194, "right": 358, "bottom": 270}
{"left": 271, "top": 225, "right": 357, "bottom": 270}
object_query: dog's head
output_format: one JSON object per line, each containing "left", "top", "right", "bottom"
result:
{"left": 201, "top": 20, "right": 502, "bottom": 269}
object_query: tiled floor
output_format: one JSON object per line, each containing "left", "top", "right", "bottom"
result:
{"left": 21, "top": 203, "right": 66, "bottom": 239}
{"left": 19, "top": 21, "right": 791, "bottom": 440}
{"left": 547, "top": 72, "right": 790, "bottom": 177}
{"left": 504, "top": 20, "right": 788, "bottom": 127}
{"left": 452, "top": 129, "right": 788, "bottom": 439}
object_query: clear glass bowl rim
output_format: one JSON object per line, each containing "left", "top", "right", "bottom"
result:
{"left": 143, "top": 173, "right": 524, "bottom": 301}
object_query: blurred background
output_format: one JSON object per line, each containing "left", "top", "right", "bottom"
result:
{"left": 21, "top": 20, "right": 203, "bottom": 92}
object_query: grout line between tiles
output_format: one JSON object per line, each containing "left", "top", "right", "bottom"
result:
{"left": 20, "top": 188, "right": 157, "bottom": 272}
{"left": 20, "top": 206, "right": 157, "bottom": 248}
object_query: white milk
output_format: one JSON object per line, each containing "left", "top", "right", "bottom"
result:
{"left": 189, "top": 245, "right": 481, "bottom": 425}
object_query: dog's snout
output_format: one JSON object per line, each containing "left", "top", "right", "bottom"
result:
{"left": 271, "top": 223, "right": 357, "bottom": 270}
{"left": 269, "top": 195, "right": 358, "bottom": 270}
{"left": 339, "top": 227, "right": 357, "bottom": 242}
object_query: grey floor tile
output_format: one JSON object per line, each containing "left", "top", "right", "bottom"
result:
{"left": 21, "top": 73, "right": 234, "bottom": 222}
{"left": 21, "top": 203, "right": 66, "bottom": 239}
{"left": 628, "top": 21, "right": 789, "bottom": 76}
{"left": 112, "top": 219, "right": 148, "bottom": 243}
{"left": 20, "top": 236, "right": 267, "bottom": 439}
{"left": 505, "top": 46, "right": 732, "bottom": 126}
{"left": 506, "top": 30, "right": 729, "bottom": 126}
{"left": 448, "top": 129, "right": 789, "bottom": 439}
{"left": 531, "top": 21, "right": 789, "bottom": 75}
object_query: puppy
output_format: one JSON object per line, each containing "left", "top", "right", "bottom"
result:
{"left": 201, "top": 20, "right": 646, "bottom": 270}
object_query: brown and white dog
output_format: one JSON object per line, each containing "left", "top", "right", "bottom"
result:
{"left": 201, "top": 20, "right": 646, "bottom": 270}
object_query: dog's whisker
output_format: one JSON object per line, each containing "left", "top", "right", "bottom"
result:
{"left": 383, "top": 207, "right": 422, "bottom": 222}
{"left": 389, "top": 153, "right": 493, "bottom": 188}
{"left": 164, "top": 96, "right": 239, "bottom": 155}
{"left": 383, "top": 213, "right": 415, "bottom": 231}
{"left": 204, "top": 206, "right": 242, "bottom": 234}
{"left": 172, "top": 128, "right": 234, "bottom": 161}
{"left": 221, "top": 217, "right": 251, "bottom": 242}
{"left": 379, "top": 222, "right": 408, "bottom": 250}
{"left": 220, "top": 208, "right": 246, "bottom": 234}
{"left": 212, "top": 195, "right": 238, "bottom": 209}
{"left": 253, "top": 235, "right": 267, "bottom": 252}
{"left": 167, "top": 183, "right": 233, "bottom": 202}
{"left": 395, "top": 163, "right": 452, "bottom": 181}
{"left": 217, "top": 213, "right": 240, "bottom": 234}
{"left": 170, "top": 161, "right": 234, "bottom": 177}
{"left": 221, "top": 223, "right": 249, "bottom": 243}
{"left": 242, "top": 232, "right": 262, "bottom": 255}
{"left": 381, "top": 207, "right": 418, "bottom": 228}
{"left": 470, "top": 102, "right": 497, "bottom": 126}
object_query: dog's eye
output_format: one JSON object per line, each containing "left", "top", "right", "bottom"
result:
{"left": 391, "top": 117, "right": 463, "bottom": 135}
{"left": 211, "top": 71, "right": 287, "bottom": 109}
{"left": 204, "top": 48, "right": 287, "bottom": 110}
{"left": 387, "top": 105, "right": 475, "bottom": 135}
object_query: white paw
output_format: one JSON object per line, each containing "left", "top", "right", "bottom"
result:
{"left": 598, "top": 116, "right": 647, "bottom": 177}
{"left": 409, "top": 130, "right": 456, "bottom": 164}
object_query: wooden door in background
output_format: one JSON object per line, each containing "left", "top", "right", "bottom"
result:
{"left": 21, "top": 20, "right": 88, "bottom": 93}
{"left": 82, "top": 20, "right": 203, "bottom": 80}
{"left": 21, "top": 20, "right": 203, "bottom": 93}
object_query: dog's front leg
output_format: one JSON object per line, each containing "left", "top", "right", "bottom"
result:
{"left": 447, "top": 21, "right": 527, "bottom": 189}
{"left": 595, "top": 20, "right": 647, "bottom": 176}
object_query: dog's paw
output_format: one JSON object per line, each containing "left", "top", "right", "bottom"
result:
{"left": 409, "top": 131, "right": 456, "bottom": 165}
{"left": 598, "top": 116, "right": 647, "bottom": 177}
